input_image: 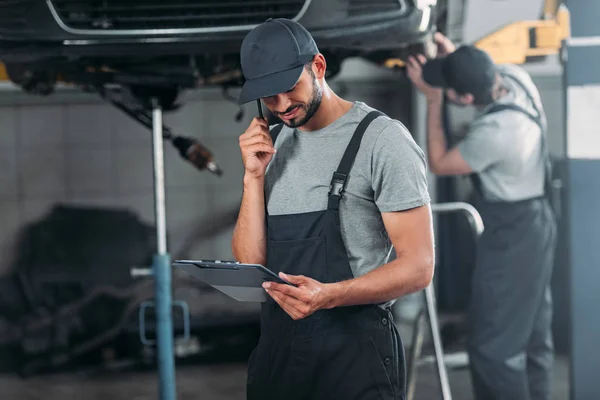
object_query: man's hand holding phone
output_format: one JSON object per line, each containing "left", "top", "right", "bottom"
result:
{"left": 239, "top": 111, "right": 276, "bottom": 180}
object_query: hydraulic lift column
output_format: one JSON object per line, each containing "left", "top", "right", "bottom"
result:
{"left": 151, "top": 97, "right": 177, "bottom": 400}
{"left": 564, "top": 0, "right": 600, "bottom": 397}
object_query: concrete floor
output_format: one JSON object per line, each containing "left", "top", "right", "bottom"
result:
{"left": 0, "top": 355, "right": 570, "bottom": 400}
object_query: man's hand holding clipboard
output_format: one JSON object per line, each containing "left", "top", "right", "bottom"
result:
{"left": 263, "top": 272, "right": 339, "bottom": 321}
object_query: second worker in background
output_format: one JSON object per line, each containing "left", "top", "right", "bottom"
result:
{"left": 407, "top": 33, "right": 558, "bottom": 400}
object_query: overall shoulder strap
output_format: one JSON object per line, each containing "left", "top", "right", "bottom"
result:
{"left": 484, "top": 91, "right": 553, "bottom": 198}
{"left": 486, "top": 102, "right": 542, "bottom": 128}
{"left": 499, "top": 71, "right": 545, "bottom": 123}
{"left": 328, "top": 110, "right": 386, "bottom": 210}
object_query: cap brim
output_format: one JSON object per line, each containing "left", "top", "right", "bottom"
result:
{"left": 422, "top": 58, "right": 449, "bottom": 88}
{"left": 238, "top": 65, "right": 304, "bottom": 105}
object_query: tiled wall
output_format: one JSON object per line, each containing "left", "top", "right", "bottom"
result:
{"left": 0, "top": 75, "right": 413, "bottom": 277}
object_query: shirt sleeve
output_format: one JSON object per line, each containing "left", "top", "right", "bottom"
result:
{"left": 371, "top": 121, "right": 431, "bottom": 212}
{"left": 456, "top": 117, "right": 510, "bottom": 173}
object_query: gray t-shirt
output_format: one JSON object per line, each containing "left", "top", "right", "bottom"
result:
{"left": 457, "top": 64, "right": 547, "bottom": 202}
{"left": 265, "top": 101, "right": 431, "bottom": 282}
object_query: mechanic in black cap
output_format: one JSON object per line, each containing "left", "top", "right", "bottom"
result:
{"left": 406, "top": 33, "right": 557, "bottom": 400}
{"left": 231, "top": 18, "right": 435, "bottom": 400}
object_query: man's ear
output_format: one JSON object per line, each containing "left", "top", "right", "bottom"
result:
{"left": 460, "top": 93, "right": 475, "bottom": 105}
{"left": 312, "top": 53, "right": 327, "bottom": 80}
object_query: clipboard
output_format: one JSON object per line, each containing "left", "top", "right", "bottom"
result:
{"left": 173, "top": 259, "right": 293, "bottom": 302}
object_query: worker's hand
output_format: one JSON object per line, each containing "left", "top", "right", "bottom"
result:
{"left": 263, "top": 273, "right": 335, "bottom": 320}
{"left": 406, "top": 54, "right": 443, "bottom": 101}
{"left": 433, "top": 32, "right": 456, "bottom": 57}
{"left": 239, "top": 117, "right": 277, "bottom": 179}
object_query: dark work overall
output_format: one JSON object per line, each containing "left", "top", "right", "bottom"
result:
{"left": 246, "top": 111, "right": 406, "bottom": 400}
{"left": 467, "top": 74, "right": 558, "bottom": 400}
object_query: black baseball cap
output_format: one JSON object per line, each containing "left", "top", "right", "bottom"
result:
{"left": 238, "top": 18, "right": 319, "bottom": 105}
{"left": 422, "top": 45, "right": 498, "bottom": 96}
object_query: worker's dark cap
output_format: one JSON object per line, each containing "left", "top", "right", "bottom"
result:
{"left": 238, "top": 18, "right": 318, "bottom": 105}
{"left": 422, "top": 45, "right": 498, "bottom": 96}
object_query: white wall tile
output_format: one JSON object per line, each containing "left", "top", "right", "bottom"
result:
{"left": 66, "top": 104, "right": 113, "bottom": 146}
{"left": 20, "top": 198, "right": 66, "bottom": 226}
{"left": 110, "top": 106, "right": 153, "bottom": 146}
{"left": 116, "top": 193, "right": 156, "bottom": 226}
{"left": 0, "top": 149, "right": 18, "bottom": 201}
{"left": 68, "top": 193, "right": 121, "bottom": 209}
{"left": 114, "top": 144, "right": 154, "bottom": 194}
{"left": 206, "top": 186, "right": 242, "bottom": 261}
{"left": 165, "top": 188, "right": 214, "bottom": 259}
{"left": 66, "top": 147, "right": 114, "bottom": 194}
{"left": 163, "top": 142, "right": 212, "bottom": 189}
{"left": 165, "top": 189, "right": 212, "bottom": 231}
{"left": 19, "top": 105, "right": 65, "bottom": 147}
{"left": 163, "top": 102, "right": 206, "bottom": 138}
{"left": 202, "top": 99, "right": 253, "bottom": 139}
{"left": 18, "top": 146, "right": 66, "bottom": 198}
{"left": 0, "top": 106, "right": 17, "bottom": 149}
{"left": 0, "top": 201, "right": 21, "bottom": 275}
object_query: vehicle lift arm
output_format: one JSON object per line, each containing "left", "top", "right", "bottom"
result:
{"left": 383, "top": 3, "right": 570, "bottom": 68}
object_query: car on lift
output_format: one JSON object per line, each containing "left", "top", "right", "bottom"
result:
{"left": 0, "top": 0, "right": 442, "bottom": 101}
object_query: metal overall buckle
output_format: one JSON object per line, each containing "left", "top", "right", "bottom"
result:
{"left": 329, "top": 172, "right": 348, "bottom": 197}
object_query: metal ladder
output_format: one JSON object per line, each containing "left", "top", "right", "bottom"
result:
{"left": 406, "top": 202, "right": 485, "bottom": 400}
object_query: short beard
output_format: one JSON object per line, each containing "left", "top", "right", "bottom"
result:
{"left": 282, "top": 70, "right": 323, "bottom": 128}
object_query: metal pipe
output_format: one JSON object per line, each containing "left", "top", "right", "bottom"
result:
{"left": 151, "top": 98, "right": 176, "bottom": 400}
{"left": 431, "top": 201, "right": 485, "bottom": 236}
{"left": 427, "top": 202, "right": 484, "bottom": 400}
{"left": 153, "top": 100, "right": 168, "bottom": 255}
{"left": 406, "top": 310, "right": 426, "bottom": 400}
{"left": 130, "top": 267, "right": 154, "bottom": 278}
{"left": 407, "top": 202, "right": 484, "bottom": 400}
{"left": 425, "top": 282, "right": 453, "bottom": 400}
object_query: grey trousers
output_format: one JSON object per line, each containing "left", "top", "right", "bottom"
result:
{"left": 468, "top": 197, "right": 557, "bottom": 400}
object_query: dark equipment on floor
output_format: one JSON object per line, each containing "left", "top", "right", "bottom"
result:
{"left": 0, "top": 205, "right": 157, "bottom": 376}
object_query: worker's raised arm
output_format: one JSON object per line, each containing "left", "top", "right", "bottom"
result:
{"left": 231, "top": 118, "right": 277, "bottom": 265}
{"left": 406, "top": 55, "right": 474, "bottom": 176}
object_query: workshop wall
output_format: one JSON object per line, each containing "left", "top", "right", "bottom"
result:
{"left": 0, "top": 65, "right": 412, "bottom": 278}
{"left": 0, "top": 99, "right": 254, "bottom": 276}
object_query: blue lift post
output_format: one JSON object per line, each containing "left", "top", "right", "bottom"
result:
{"left": 150, "top": 98, "right": 177, "bottom": 400}
{"left": 564, "top": 0, "right": 600, "bottom": 397}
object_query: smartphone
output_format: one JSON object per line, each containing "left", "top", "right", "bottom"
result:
{"left": 257, "top": 99, "right": 264, "bottom": 119}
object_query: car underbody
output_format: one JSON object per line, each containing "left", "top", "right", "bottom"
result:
{"left": 0, "top": 0, "right": 442, "bottom": 101}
